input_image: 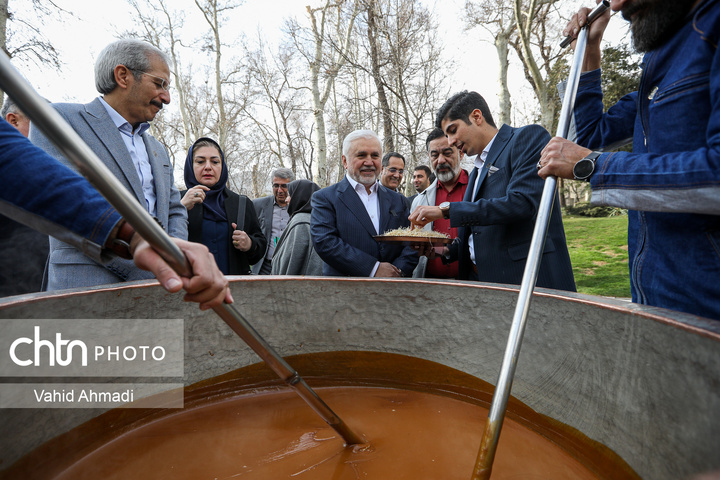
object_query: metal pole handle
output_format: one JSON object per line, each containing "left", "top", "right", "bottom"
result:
{"left": 0, "top": 54, "right": 190, "bottom": 277}
{"left": 0, "top": 53, "right": 363, "bottom": 446}
{"left": 470, "top": 7, "right": 602, "bottom": 478}
{"left": 559, "top": 0, "right": 610, "bottom": 48}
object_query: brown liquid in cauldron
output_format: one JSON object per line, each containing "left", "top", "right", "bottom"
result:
{"left": 5, "top": 352, "right": 640, "bottom": 480}
{"left": 56, "top": 386, "right": 604, "bottom": 479}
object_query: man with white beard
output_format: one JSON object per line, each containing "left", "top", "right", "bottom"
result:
{"left": 410, "top": 127, "right": 469, "bottom": 279}
{"left": 311, "top": 129, "right": 418, "bottom": 277}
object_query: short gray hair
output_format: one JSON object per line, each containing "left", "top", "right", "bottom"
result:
{"left": 94, "top": 39, "right": 171, "bottom": 95}
{"left": 272, "top": 168, "right": 295, "bottom": 182}
{"left": 1, "top": 96, "right": 23, "bottom": 119}
{"left": 342, "top": 129, "right": 381, "bottom": 156}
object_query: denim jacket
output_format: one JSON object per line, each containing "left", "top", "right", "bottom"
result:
{"left": 0, "top": 120, "right": 121, "bottom": 265}
{"left": 571, "top": 0, "right": 720, "bottom": 319}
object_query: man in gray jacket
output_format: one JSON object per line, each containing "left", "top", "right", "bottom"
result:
{"left": 251, "top": 168, "right": 295, "bottom": 274}
{"left": 31, "top": 39, "right": 187, "bottom": 290}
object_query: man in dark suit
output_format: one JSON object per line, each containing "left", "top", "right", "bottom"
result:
{"left": 311, "top": 129, "right": 418, "bottom": 277}
{"left": 251, "top": 167, "right": 294, "bottom": 274}
{"left": 380, "top": 152, "right": 414, "bottom": 210}
{"left": 31, "top": 39, "right": 187, "bottom": 290}
{"left": 410, "top": 91, "right": 575, "bottom": 291}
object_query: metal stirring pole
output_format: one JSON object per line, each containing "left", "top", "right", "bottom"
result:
{"left": 470, "top": 2, "right": 609, "bottom": 479}
{"left": 0, "top": 52, "right": 364, "bottom": 447}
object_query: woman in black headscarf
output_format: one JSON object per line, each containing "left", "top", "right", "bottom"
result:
{"left": 181, "top": 138, "right": 266, "bottom": 275}
{"left": 271, "top": 179, "right": 322, "bottom": 276}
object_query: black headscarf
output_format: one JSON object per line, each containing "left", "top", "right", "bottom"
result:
{"left": 184, "top": 137, "right": 228, "bottom": 222}
{"left": 287, "top": 179, "right": 320, "bottom": 217}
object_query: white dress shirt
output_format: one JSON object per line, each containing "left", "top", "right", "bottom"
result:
{"left": 345, "top": 174, "right": 381, "bottom": 276}
{"left": 345, "top": 174, "right": 380, "bottom": 234}
{"left": 99, "top": 97, "right": 157, "bottom": 216}
{"left": 469, "top": 132, "right": 498, "bottom": 265}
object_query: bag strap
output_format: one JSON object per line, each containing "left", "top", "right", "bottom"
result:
{"left": 236, "top": 195, "right": 246, "bottom": 231}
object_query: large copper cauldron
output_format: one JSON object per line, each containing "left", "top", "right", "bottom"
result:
{"left": 0, "top": 277, "right": 718, "bottom": 479}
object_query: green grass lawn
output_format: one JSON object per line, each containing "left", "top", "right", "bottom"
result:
{"left": 563, "top": 215, "right": 631, "bottom": 298}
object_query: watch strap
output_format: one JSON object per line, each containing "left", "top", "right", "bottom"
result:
{"left": 585, "top": 151, "right": 601, "bottom": 162}
{"left": 105, "top": 220, "right": 135, "bottom": 259}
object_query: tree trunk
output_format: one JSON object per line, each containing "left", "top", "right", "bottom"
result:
{"left": 366, "top": 0, "right": 394, "bottom": 152}
{"left": 211, "top": 3, "right": 227, "bottom": 147}
{"left": 495, "top": 31, "right": 512, "bottom": 126}
{"left": 308, "top": 4, "right": 330, "bottom": 186}
{"left": 161, "top": 2, "right": 191, "bottom": 151}
{"left": 0, "top": 0, "right": 7, "bottom": 57}
{"left": 306, "top": 1, "right": 358, "bottom": 186}
{"left": 0, "top": 0, "right": 7, "bottom": 104}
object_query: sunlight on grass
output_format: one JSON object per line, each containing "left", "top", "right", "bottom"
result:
{"left": 563, "top": 215, "right": 631, "bottom": 298}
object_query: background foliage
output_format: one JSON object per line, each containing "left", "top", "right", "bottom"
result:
{"left": 563, "top": 215, "right": 631, "bottom": 298}
{"left": 2, "top": 0, "right": 641, "bottom": 200}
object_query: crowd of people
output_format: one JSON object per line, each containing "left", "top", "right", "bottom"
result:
{"left": 1, "top": 0, "right": 718, "bottom": 322}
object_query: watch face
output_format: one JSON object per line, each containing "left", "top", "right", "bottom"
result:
{"left": 573, "top": 158, "right": 594, "bottom": 180}
{"left": 438, "top": 201, "right": 450, "bottom": 219}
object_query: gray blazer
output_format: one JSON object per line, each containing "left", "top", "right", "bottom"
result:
{"left": 30, "top": 98, "right": 187, "bottom": 290}
{"left": 250, "top": 195, "right": 275, "bottom": 274}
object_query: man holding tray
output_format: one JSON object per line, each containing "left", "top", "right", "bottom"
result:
{"left": 311, "top": 129, "right": 418, "bottom": 277}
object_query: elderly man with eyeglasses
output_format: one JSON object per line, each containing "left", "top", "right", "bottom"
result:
{"left": 251, "top": 167, "right": 296, "bottom": 275}
{"left": 30, "top": 38, "right": 187, "bottom": 291}
{"left": 379, "top": 152, "right": 405, "bottom": 192}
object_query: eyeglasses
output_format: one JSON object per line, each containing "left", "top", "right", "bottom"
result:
{"left": 129, "top": 68, "right": 171, "bottom": 91}
{"left": 272, "top": 183, "right": 288, "bottom": 190}
{"left": 385, "top": 167, "right": 404, "bottom": 175}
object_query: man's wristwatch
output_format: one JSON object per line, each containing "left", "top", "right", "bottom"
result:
{"left": 573, "top": 151, "right": 601, "bottom": 181}
{"left": 439, "top": 201, "right": 450, "bottom": 220}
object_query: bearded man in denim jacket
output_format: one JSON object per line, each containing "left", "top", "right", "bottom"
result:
{"left": 538, "top": 0, "right": 720, "bottom": 320}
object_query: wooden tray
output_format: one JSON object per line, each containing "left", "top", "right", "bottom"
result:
{"left": 374, "top": 235, "right": 453, "bottom": 247}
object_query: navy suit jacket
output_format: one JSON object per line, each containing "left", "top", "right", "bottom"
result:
{"left": 449, "top": 124, "right": 576, "bottom": 291}
{"left": 311, "top": 177, "right": 418, "bottom": 276}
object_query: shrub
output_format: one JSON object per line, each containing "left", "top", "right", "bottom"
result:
{"left": 563, "top": 202, "right": 627, "bottom": 218}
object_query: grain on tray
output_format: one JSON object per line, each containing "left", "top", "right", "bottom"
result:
{"left": 381, "top": 227, "right": 449, "bottom": 239}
